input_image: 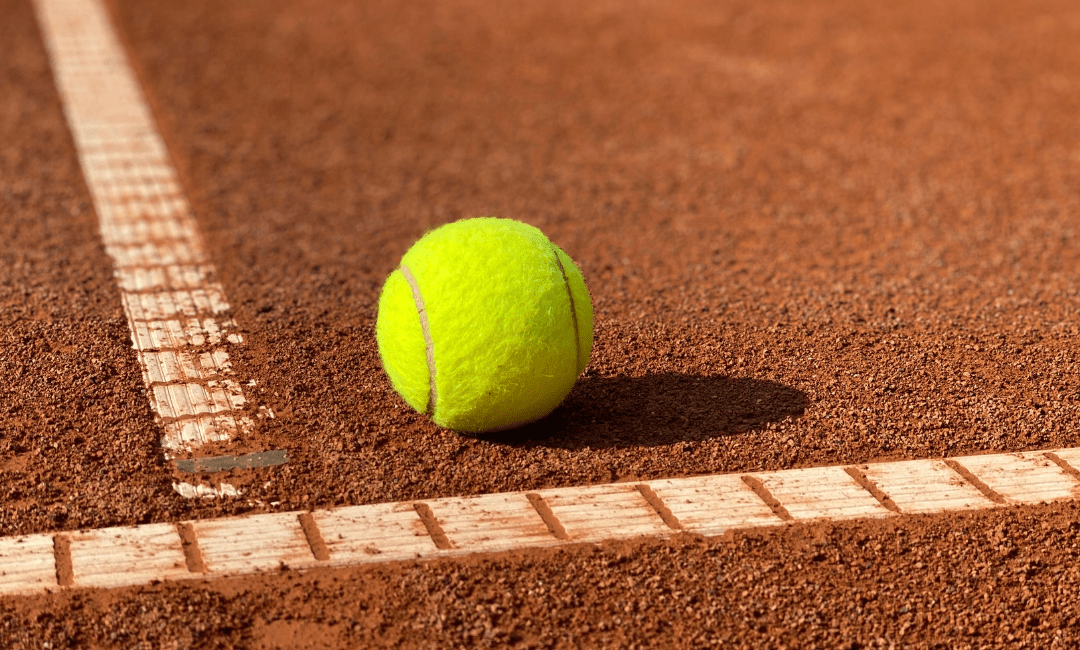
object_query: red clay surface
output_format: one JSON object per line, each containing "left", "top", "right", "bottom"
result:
{"left": 3, "top": 0, "right": 1080, "bottom": 646}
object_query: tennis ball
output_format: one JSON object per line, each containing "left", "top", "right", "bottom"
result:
{"left": 376, "top": 217, "right": 593, "bottom": 433}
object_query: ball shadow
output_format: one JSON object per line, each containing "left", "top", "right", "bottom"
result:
{"left": 476, "top": 374, "right": 809, "bottom": 449}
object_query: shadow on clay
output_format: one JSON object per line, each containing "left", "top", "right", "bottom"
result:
{"left": 475, "top": 373, "right": 808, "bottom": 449}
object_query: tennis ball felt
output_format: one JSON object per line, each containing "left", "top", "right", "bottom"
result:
{"left": 376, "top": 217, "right": 593, "bottom": 433}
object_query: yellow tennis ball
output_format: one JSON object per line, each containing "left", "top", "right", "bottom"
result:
{"left": 376, "top": 217, "right": 593, "bottom": 433}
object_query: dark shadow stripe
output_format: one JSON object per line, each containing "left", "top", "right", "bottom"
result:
{"left": 174, "top": 449, "right": 288, "bottom": 473}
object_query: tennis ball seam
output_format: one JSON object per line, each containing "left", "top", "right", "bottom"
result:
{"left": 400, "top": 264, "right": 437, "bottom": 415}
{"left": 551, "top": 246, "right": 582, "bottom": 373}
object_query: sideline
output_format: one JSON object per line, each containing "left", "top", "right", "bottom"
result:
{"left": 1, "top": 449, "right": 1078, "bottom": 595}
{"left": 32, "top": 0, "right": 282, "bottom": 495}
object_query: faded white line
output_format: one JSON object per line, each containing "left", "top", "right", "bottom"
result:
{"left": 5, "top": 447, "right": 1079, "bottom": 596}
{"left": 951, "top": 452, "right": 1080, "bottom": 505}
{"left": 537, "top": 483, "right": 672, "bottom": 543}
{"left": 193, "top": 513, "right": 319, "bottom": 575}
{"left": 644, "top": 474, "right": 779, "bottom": 537}
{"left": 859, "top": 459, "right": 994, "bottom": 514}
{"left": 33, "top": 0, "right": 261, "bottom": 489}
{"left": 0, "top": 535, "right": 57, "bottom": 596}
{"left": 752, "top": 465, "right": 891, "bottom": 521}
{"left": 68, "top": 524, "right": 191, "bottom": 590}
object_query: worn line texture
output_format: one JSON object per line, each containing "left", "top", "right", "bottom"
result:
{"left": 33, "top": 0, "right": 263, "bottom": 491}
{"left": 33, "top": 0, "right": 248, "bottom": 452}
{"left": 3, "top": 448, "right": 1079, "bottom": 596}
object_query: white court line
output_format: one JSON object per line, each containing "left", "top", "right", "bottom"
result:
{"left": 644, "top": 474, "right": 779, "bottom": 537}
{"left": 33, "top": 0, "right": 257, "bottom": 472}
{"left": 3, "top": 448, "right": 1079, "bottom": 597}
{"left": 952, "top": 452, "right": 1080, "bottom": 505}
{"left": 68, "top": 524, "right": 191, "bottom": 589}
{"left": 538, "top": 483, "right": 671, "bottom": 543}
{"left": 860, "top": 459, "right": 994, "bottom": 514}
{"left": 752, "top": 465, "right": 891, "bottom": 521}
{"left": 425, "top": 493, "right": 564, "bottom": 554}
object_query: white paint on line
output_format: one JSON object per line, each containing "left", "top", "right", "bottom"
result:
{"left": 3, "top": 447, "right": 1080, "bottom": 596}
{"left": 538, "top": 484, "right": 671, "bottom": 543}
{"left": 952, "top": 452, "right": 1080, "bottom": 505}
{"left": 1049, "top": 448, "right": 1080, "bottom": 474}
{"left": 192, "top": 513, "right": 320, "bottom": 575}
{"left": 644, "top": 474, "right": 781, "bottom": 536}
{"left": 753, "top": 466, "right": 892, "bottom": 521}
{"left": 142, "top": 349, "right": 233, "bottom": 385}
{"left": 427, "top": 493, "right": 562, "bottom": 554}
{"left": 33, "top": 0, "right": 255, "bottom": 458}
{"left": 0, "top": 535, "right": 57, "bottom": 597}
{"left": 314, "top": 502, "right": 439, "bottom": 565}
{"left": 172, "top": 482, "right": 243, "bottom": 500}
{"left": 68, "top": 524, "right": 191, "bottom": 589}
{"left": 859, "top": 459, "right": 995, "bottom": 514}
{"left": 122, "top": 288, "right": 230, "bottom": 322}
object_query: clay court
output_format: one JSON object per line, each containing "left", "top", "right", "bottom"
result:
{"left": 3, "top": 0, "right": 1080, "bottom": 646}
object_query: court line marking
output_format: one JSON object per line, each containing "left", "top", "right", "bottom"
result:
{"left": 1, "top": 449, "right": 1077, "bottom": 596}
{"left": 32, "top": 0, "right": 281, "bottom": 497}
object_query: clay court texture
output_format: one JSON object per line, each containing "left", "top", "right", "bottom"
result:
{"left": 3, "top": 0, "right": 1080, "bottom": 647}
